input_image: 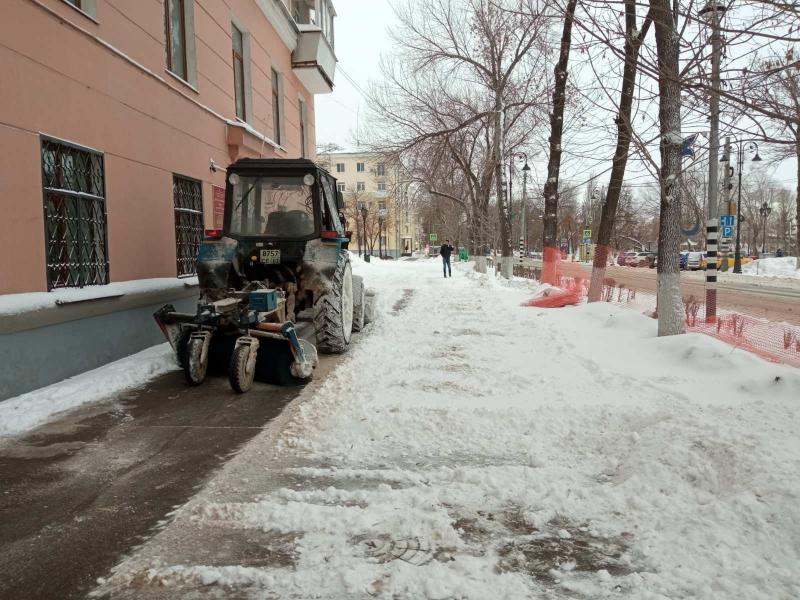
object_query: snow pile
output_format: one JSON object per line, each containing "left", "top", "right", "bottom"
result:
{"left": 95, "top": 259, "right": 800, "bottom": 599}
{"left": 0, "top": 277, "right": 198, "bottom": 317}
{"left": 742, "top": 256, "right": 800, "bottom": 278}
{"left": 0, "top": 344, "right": 178, "bottom": 437}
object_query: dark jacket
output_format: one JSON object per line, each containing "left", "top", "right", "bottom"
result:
{"left": 440, "top": 244, "right": 454, "bottom": 259}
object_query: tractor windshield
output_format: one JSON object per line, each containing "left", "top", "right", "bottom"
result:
{"left": 229, "top": 176, "right": 315, "bottom": 238}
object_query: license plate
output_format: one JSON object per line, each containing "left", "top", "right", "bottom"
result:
{"left": 260, "top": 249, "right": 281, "bottom": 264}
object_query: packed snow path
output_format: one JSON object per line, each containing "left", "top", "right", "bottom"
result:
{"left": 95, "top": 257, "right": 800, "bottom": 600}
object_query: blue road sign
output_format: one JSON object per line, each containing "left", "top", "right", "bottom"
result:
{"left": 720, "top": 215, "right": 735, "bottom": 227}
{"left": 721, "top": 225, "right": 734, "bottom": 239}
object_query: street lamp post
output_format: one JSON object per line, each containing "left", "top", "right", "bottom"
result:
{"left": 511, "top": 152, "right": 531, "bottom": 266}
{"left": 361, "top": 205, "right": 370, "bottom": 262}
{"left": 730, "top": 140, "right": 761, "bottom": 273}
{"left": 760, "top": 201, "right": 772, "bottom": 255}
{"left": 378, "top": 207, "right": 387, "bottom": 259}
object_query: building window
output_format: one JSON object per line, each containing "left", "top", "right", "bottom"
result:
{"left": 356, "top": 162, "right": 365, "bottom": 172}
{"left": 377, "top": 163, "right": 385, "bottom": 176}
{"left": 232, "top": 24, "right": 246, "bottom": 120}
{"left": 63, "top": 0, "right": 97, "bottom": 17}
{"left": 357, "top": 201, "right": 366, "bottom": 210}
{"left": 272, "top": 68, "right": 283, "bottom": 145}
{"left": 337, "top": 182, "right": 346, "bottom": 192}
{"left": 173, "top": 175, "right": 204, "bottom": 277}
{"left": 377, "top": 182, "right": 386, "bottom": 192}
{"left": 41, "top": 138, "right": 108, "bottom": 290}
{"left": 299, "top": 98, "right": 308, "bottom": 157}
{"left": 378, "top": 200, "right": 387, "bottom": 211}
{"left": 165, "top": 0, "right": 188, "bottom": 80}
{"left": 336, "top": 163, "right": 345, "bottom": 173}
{"left": 356, "top": 182, "right": 365, "bottom": 192}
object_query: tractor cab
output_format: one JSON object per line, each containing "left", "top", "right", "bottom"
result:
{"left": 224, "top": 158, "right": 346, "bottom": 253}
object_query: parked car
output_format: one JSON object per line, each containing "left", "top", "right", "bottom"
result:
{"left": 687, "top": 251, "right": 703, "bottom": 270}
{"left": 626, "top": 251, "right": 656, "bottom": 267}
{"left": 700, "top": 255, "right": 753, "bottom": 270}
{"left": 619, "top": 251, "right": 637, "bottom": 266}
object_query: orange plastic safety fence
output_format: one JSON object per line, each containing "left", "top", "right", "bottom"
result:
{"left": 514, "top": 259, "right": 800, "bottom": 369}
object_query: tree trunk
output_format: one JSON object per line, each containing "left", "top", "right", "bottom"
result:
{"left": 796, "top": 140, "right": 800, "bottom": 269}
{"left": 651, "top": 0, "right": 685, "bottom": 336}
{"left": 474, "top": 193, "right": 490, "bottom": 273}
{"left": 494, "top": 96, "right": 514, "bottom": 278}
{"left": 588, "top": 2, "right": 651, "bottom": 301}
{"left": 542, "top": 0, "right": 578, "bottom": 285}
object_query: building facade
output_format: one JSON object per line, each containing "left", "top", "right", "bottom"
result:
{"left": 318, "top": 152, "right": 420, "bottom": 258}
{"left": 0, "top": 0, "right": 336, "bottom": 400}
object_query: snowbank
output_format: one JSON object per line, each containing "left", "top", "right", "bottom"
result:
{"left": 0, "top": 344, "right": 178, "bottom": 437}
{"left": 742, "top": 256, "right": 800, "bottom": 278}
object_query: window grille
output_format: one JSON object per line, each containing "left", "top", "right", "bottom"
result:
{"left": 173, "top": 175, "right": 203, "bottom": 277}
{"left": 41, "top": 138, "right": 108, "bottom": 290}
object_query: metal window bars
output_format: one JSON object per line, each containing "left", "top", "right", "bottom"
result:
{"left": 173, "top": 175, "right": 203, "bottom": 277}
{"left": 41, "top": 138, "right": 109, "bottom": 290}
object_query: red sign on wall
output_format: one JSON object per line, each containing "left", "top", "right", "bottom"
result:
{"left": 212, "top": 185, "right": 225, "bottom": 229}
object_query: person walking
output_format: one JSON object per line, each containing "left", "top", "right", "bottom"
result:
{"left": 440, "top": 239, "right": 454, "bottom": 278}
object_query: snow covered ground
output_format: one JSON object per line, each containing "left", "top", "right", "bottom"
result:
{"left": 742, "top": 256, "right": 800, "bottom": 279}
{"left": 0, "top": 344, "right": 178, "bottom": 437}
{"left": 94, "top": 256, "right": 800, "bottom": 600}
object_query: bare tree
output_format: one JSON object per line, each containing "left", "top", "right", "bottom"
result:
{"left": 365, "top": 0, "right": 549, "bottom": 277}
{"left": 650, "top": 0, "right": 685, "bottom": 336}
{"left": 542, "top": 0, "right": 578, "bottom": 284}
{"left": 586, "top": 0, "right": 653, "bottom": 301}
{"left": 741, "top": 50, "right": 800, "bottom": 267}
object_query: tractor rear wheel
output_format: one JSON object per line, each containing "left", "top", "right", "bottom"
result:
{"left": 352, "top": 275, "right": 366, "bottom": 333}
{"left": 314, "top": 254, "right": 353, "bottom": 354}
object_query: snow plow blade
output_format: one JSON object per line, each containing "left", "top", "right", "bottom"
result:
{"left": 153, "top": 304, "right": 317, "bottom": 388}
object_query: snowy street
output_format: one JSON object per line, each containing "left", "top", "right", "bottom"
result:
{"left": 91, "top": 257, "right": 800, "bottom": 600}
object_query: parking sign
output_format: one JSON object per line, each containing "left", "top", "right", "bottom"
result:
{"left": 721, "top": 225, "right": 734, "bottom": 239}
{"left": 720, "top": 215, "right": 735, "bottom": 228}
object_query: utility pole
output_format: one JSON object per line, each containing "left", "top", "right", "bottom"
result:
{"left": 700, "top": 1, "right": 726, "bottom": 321}
{"left": 519, "top": 163, "right": 529, "bottom": 266}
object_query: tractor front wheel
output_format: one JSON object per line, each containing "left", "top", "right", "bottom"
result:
{"left": 314, "top": 255, "right": 353, "bottom": 354}
{"left": 229, "top": 337, "right": 259, "bottom": 393}
{"left": 185, "top": 332, "right": 211, "bottom": 385}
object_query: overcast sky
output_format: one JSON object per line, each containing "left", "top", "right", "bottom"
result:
{"left": 315, "top": 0, "right": 395, "bottom": 151}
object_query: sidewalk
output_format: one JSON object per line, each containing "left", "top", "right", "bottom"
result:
{"left": 93, "top": 258, "right": 800, "bottom": 600}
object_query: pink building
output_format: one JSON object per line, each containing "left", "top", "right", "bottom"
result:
{"left": 0, "top": 0, "right": 337, "bottom": 399}
{"left": 0, "top": 0, "right": 336, "bottom": 294}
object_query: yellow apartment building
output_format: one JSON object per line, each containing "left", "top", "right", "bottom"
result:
{"left": 318, "top": 152, "right": 420, "bottom": 258}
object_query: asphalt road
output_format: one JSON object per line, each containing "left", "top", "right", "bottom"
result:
{"left": 0, "top": 368, "right": 312, "bottom": 600}
{"left": 522, "top": 259, "right": 800, "bottom": 325}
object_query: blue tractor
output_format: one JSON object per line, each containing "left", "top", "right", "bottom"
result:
{"left": 154, "top": 159, "right": 369, "bottom": 393}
